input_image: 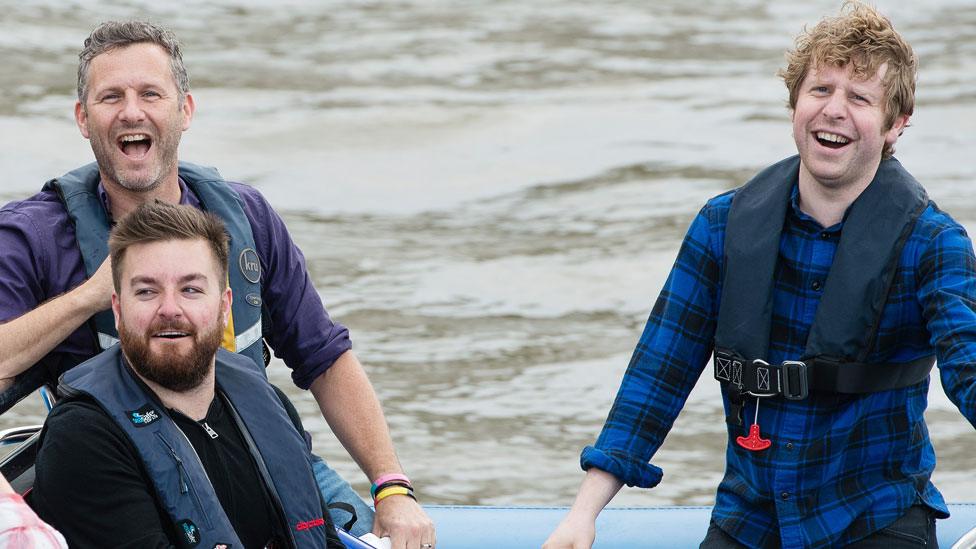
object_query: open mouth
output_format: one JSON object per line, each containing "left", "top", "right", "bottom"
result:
{"left": 117, "top": 133, "right": 153, "bottom": 159}
{"left": 153, "top": 330, "right": 191, "bottom": 340}
{"left": 814, "top": 131, "right": 850, "bottom": 150}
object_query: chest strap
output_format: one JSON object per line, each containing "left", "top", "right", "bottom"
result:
{"left": 713, "top": 349, "right": 935, "bottom": 400}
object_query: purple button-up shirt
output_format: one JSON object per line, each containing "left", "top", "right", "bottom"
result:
{"left": 0, "top": 177, "right": 351, "bottom": 389}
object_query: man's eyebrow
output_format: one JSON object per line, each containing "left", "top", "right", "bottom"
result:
{"left": 178, "top": 273, "right": 209, "bottom": 284}
{"left": 128, "top": 273, "right": 209, "bottom": 286}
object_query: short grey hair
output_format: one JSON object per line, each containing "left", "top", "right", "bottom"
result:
{"left": 77, "top": 21, "right": 190, "bottom": 104}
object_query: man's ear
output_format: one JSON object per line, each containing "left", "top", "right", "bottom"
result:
{"left": 111, "top": 292, "right": 121, "bottom": 329}
{"left": 221, "top": 286, "right": 232, "bottom": 327}
{"left": 75, "top": 101, "right": 90, "bottom": 139}
{"left": 885, "top": 113, "right": 910, "bottom": 146}
{"left": 181, "top": 93, "right": 195, "bottom": 131}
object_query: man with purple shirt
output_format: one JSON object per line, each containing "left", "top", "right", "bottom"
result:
{"left": 0, "top": 20, "right": 435, "bottom": 548}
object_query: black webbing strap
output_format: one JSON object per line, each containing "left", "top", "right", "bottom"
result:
{"left": 806, "top": 355, "right": 936, "bottom": 394}
{"left": 713, "top": 349, "right": 935, "bottom": 400}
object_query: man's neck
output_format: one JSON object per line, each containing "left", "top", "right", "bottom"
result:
{"left": 101, "top": 173, "right": 182, "bottom": 220}
{"left": 132, "top": 363, "right": 216, "bottom": 421}
{"left": 796, "top": 167, "right": 876, "bottom": 228}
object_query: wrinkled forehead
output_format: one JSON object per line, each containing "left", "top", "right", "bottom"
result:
{"left": 87, "top": 43, "right": 177, "bottom": 92}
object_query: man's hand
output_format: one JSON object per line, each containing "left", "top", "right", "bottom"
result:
{"left": 85, "top": 256, "right": 115, "bottom": 313}
{"left": 372, "top": 495, "right": 435, "bottom": 549}
{"left": 542, "top": 512, "right": 596, "bottom": 549}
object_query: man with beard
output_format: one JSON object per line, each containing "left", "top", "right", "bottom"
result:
{"left": 0, "top": 20, "right": 433, "bottom": 546}
{"left": 30, "top": 201, "right": 345, "bottom": 549}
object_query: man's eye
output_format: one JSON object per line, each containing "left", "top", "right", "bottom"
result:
{"left": 183, "top": 287, "right": 202, "bottom": 294}
{"left": 101, "top": 94, "right": 121, "bottom": 103}
{"left": 143, "top": 91, "right": 161, "bottom": 99}
{"left": 134, "top": 288, "right": 155, "bottom": 296}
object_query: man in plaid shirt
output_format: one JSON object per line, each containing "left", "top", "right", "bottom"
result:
{"left": 545, "top": 2, "right": 976, "bottom": 548}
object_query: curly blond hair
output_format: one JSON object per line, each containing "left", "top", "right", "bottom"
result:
{"left": 780, "top": 1, "right": 916, "bottom": 157}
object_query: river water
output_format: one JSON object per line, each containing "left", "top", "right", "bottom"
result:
{"left": 1, "top": 0, "right": 974, "bottom": 509}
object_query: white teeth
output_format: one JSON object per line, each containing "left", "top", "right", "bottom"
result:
{"left": 156, "top": 331, "right": 188, "bottom": 337}
{"left": 120, "top": 134, "right": 149, "bottom": 142}
{"left": 816, "top": 131, "right": 850, "bottom": 144}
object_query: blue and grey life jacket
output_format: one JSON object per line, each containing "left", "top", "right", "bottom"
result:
{"left": 58, "top": 346, "right": 328, "bottom": 548}
{"left": 712, "top": 156, "right": 935, "bottom": 418}
{"left": 43, "top": 162, "right": 265, "bottom": 369}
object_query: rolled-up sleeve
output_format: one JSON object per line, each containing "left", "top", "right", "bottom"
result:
{"left": 581, "top": 202, "right": 723, "bottom": 488}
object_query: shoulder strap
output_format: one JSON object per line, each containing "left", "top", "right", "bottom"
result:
{"left": 804, "top": 157, "right": 929, "bottom": 361}
{"left": 179, "top": 164, "right": 265, "bottom": 370}
{"left": 714, "top": 156, "right": 799, "bottom": 360}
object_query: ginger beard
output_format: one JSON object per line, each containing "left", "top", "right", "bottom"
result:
{"left": 118, "top": 309, "right": 224, "bottom": 393}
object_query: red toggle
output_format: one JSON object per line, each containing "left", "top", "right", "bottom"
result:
{"left": 736, "top": 424, "right": 771, "bottom": 451}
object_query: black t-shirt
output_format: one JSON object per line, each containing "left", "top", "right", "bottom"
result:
{"left": 31, "top": 390, "right": 341, "bottom": 548}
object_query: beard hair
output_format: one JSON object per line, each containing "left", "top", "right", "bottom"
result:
{"left": 119, "top": 313, "right": 224, "bottom": 393}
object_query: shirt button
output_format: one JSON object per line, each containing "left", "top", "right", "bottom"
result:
{"left": 811, "top": 280, "right": 822, "bottom": 291}
{"left": 781, "top": 491, "right": 790, "bottom": 500}
{"left": 785, "top": 442, "right": 794, "bottom": 451}
{"left": 820, "top": 232, "right": 830, "bottom": 240}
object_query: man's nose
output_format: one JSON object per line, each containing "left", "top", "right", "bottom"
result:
{"left": 118, "top": 91, "right": 146, "bottom": 123}
{"left": 156, "top": 291, "right": 183, "bottom": 318}
{"left": 822, "top": 91, "right": 848, "bottom": 120}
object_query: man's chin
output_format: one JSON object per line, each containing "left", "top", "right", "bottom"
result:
{"left": 108, "top": 163, "right": 163, "bottom": 192}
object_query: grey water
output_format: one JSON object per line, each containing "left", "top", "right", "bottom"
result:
{"left": 1, "top": 0, "right": 974, "bottom": 508}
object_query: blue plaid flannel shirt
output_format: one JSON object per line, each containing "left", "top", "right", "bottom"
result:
{"left": 582, "top": 181, "right": 976, "bottom": 547}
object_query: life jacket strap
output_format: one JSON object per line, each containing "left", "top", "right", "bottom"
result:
{"left": 713, "top": 349, "right": 935, "bottom": 400}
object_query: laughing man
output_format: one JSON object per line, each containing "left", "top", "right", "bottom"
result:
{"left": 545, "top": 2, "right": 976, "bottom": 548}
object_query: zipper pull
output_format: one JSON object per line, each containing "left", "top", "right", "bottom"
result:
{"left": 202, "top": 422, "right": 218, "bottom": 440}
{"left": 167, "top": 447, "right": 190, "bottom": 494}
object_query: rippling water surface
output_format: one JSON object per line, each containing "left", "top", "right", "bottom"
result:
{"left": 1, "top": 0, "right": 974, "bottom": 507}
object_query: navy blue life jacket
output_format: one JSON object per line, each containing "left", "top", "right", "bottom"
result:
{"left": 58, "top": 346, "right": 328, "bottom": 548}
{"left": 43, "top": 162, "right": 265, "bottom": 369}
{"left": 712, "top": 156, "right": 935, "bottom": 406}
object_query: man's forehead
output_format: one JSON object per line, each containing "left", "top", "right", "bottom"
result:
{"left": 807, "top": 59, "right": 889, "bottom": 83}
{"left": 87, "top": 43, "right": 174, "bottom": 87}
{"left": 123, "top": 239, "right": 219, "bottom": 281}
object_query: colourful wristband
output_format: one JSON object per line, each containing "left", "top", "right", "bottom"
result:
{"left": 372, "top": 473, "right": 411, "bottom": 488}
{"left": 374, "top": 485, "right": 411, "bottom": 504}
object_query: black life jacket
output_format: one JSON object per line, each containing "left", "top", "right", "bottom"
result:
{"left": 58, "top": 346, "right": 328, "bottom": 548}
{"left": 713, "top": 156, "right": 935, "bottom": 403}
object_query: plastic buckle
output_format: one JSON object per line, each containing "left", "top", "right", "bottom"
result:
{"left": 781, "top": 360, "right": 809, "bottom": 400}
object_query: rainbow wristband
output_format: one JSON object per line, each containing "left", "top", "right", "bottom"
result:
{"left": 373, "top": 485, "right": 412, "bottom": 505}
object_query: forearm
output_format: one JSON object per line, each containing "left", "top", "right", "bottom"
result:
{"left": 309, "top": 350, "right": 401, "bottom": 480}
{"left": 568, "top": 468, "right": 624, "bottom": 520}
{"left": 0, "top": 282, "right": 105, "bottom": 381}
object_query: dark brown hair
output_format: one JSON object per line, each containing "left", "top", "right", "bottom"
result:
{"left": 109, "top": 201, "right": 228, "bottom": 292}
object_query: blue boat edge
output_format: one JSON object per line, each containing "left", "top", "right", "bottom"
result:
{"left": 418, "top": 504, "right": 976, "bottom": 548}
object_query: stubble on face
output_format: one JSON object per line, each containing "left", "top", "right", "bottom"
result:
{"left": 85, "top": 103, "right": 184, "bottom": 193}
{"left": 118, "top": 309, "right": 223, "bottom": 393}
